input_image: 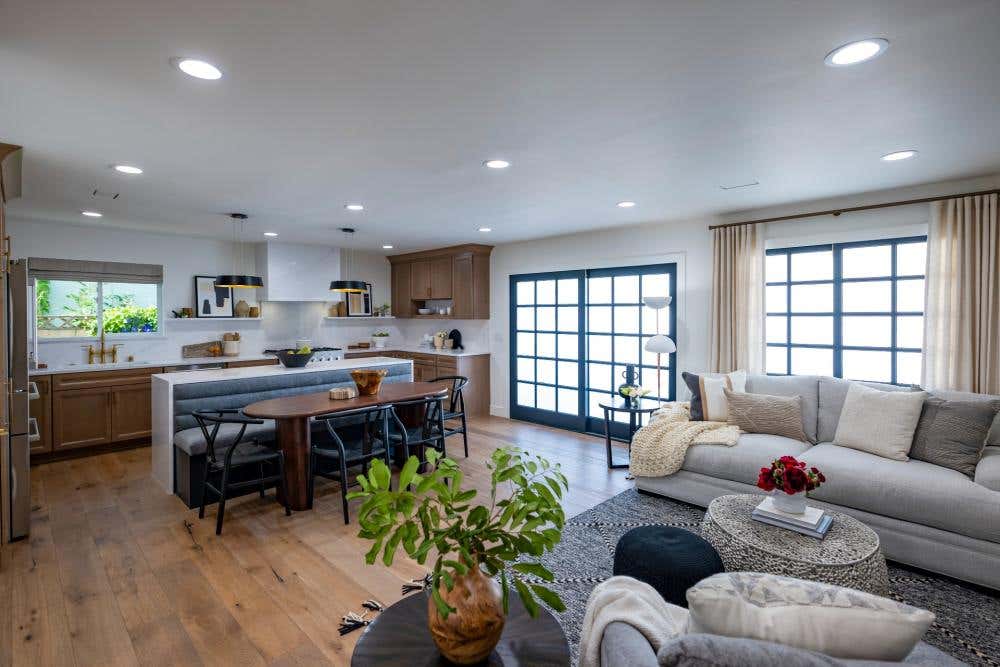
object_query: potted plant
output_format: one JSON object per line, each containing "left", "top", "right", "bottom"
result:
{"left": 371, "top": 328, "right": 390, "bottom": 349}
{"left": 350, "top": 447, "right": 568, "bottom": 664}
{"left": 757, "top": 455, "right": 826, "bottom": 514}
{"left": 376, "top": 303, "right": 391, "bottom": 317}
{"left": 621, "top": 385, "right": 651, "bottom": 405}
{"left": 433, "top": 330, "right": 449, "bottom": 349}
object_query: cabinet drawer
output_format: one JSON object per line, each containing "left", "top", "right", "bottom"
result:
{"left": 53, "top": 367, "right": 164, "bottom": 391}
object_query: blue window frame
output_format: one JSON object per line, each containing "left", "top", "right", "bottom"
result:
{"left": 510, "top": 263, "right": 677, "bottom": 439}
{"left": 765, "top": 236, "right": 927, "bottom": 385}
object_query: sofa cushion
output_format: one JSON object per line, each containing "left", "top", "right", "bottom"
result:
{"left": 682, "top": 434, "right": 811, "bottom": 486}
{"left": 746, "top": 375, "right": 819, "bottom": 443}
{"left": 805, "top": 444, "right": 1000, "bottom": 543}
{"left": 832, "top": 384, "right": 927, "bottom": 461}
{"left": 909, "top": 395, "right": 1000, "bottom": 477}
{"left": 975, "top": 447, "right": 1000, "bottom": 492}
{"left": 724, "top": 389, "right": 808, "bottom": 442}
{"left": 601, "top": 621, "right": 659, "bottom": 667}
{"left": 683, "top": 370, "right": 747, "bottom": 421}
{"left": 927, "top": 388, "right": 1000, "bottom": 448}
{"left": 173, "top": 421, "right": 276, "bottom": 456}
{"left": 817, "top": 378, "right": 911, "bottom": 444}
{"left": 686, "top": 572, "right": 934, "bottom": 662}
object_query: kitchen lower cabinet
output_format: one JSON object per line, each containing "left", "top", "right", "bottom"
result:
{"left": 52, "top": 387, "right": 113, "bottom": 450}
{"left": 111, "top": 384, "right": 153, "bottom": 441}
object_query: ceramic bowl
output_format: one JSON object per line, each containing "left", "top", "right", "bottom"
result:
{"left": 275, "top": 350, "right": 314, "bottom": 368}
{"left": 417, "top": 308, "right": 432, "bottom": 315}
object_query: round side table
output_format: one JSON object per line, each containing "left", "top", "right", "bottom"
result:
{"left": 598, "top": 397, "right": 660, "bottom": 469}
{"left": 351, "top": 591, "right": 570, "bottom": 666}
{"left": 700, "top": 494, "right": 889, "bottom": 596}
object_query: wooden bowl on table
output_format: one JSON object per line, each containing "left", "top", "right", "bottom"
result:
{"left": 351, "top": 368, "right": 388, "bottom": 396}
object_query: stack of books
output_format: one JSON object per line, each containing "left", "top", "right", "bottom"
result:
{"left": 752, "top": 497, "right": 833, "bottom": 539}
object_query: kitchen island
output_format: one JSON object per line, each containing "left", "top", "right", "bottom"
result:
{"left": 151, "top": 356, "right": 413, "bottom": 496}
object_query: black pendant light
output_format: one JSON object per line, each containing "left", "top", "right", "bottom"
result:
{"left": 216, "top": 213, "right": 264, "bottom": 288}
{"left": 330, "top": 227, "right": 367, "bottom": 292}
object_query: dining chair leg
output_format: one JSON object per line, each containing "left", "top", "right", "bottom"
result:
{"left": 461, "top": 412, "right": 469, "bottom": 457}
{"left": 258, "top": 462, "right": 266, "bottom": 499}
{"left": 277, "top": 452, "right": 291, "bottom": 517}
{"left": 198, "top": 456, "right": 212, "bottom": 519}
{"left": 215, "top": 466, "right": 230, "bottom": 536}
{"left": 338, "top": 457, "right": 351, "bottom": 524}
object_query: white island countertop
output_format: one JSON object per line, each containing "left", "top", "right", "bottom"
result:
{"left": 152, "top": 356, "right": 411, "bottom": 386}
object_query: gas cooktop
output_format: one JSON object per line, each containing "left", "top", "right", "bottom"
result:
{"left": 263, "top": 346, "right": 342, "bottom": 353}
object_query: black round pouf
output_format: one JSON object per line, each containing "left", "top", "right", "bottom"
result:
{"left": 613, "top": 526, "right": 724, "bottom": 607}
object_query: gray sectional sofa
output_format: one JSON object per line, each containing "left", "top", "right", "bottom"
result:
{"left": 635, "top": 374, "right": 1000, "bottom": 591}
{"left": 171, "top": 362, "right": 412, "bottom": 507}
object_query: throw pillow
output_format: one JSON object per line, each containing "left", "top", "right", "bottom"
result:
{"left": 686, "top": 572, "right": 934, "bottom": 662}
{"left": 724, "top": 389, "right": 808, "bottom": 442}
{"left": 658, "top": 633, "right": 846, "bottom": 666}
{"left": 832, "top": 383, "right": 927, "bottom": 461}
{"left": 683, "top": 370, "right": 747, "bottom": 421}
{"left": 909, "top": 395, "right": 1000, "bottom": 477}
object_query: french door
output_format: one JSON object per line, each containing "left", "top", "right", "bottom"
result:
{"left": 510, "top": 263, "right": 677, "bottom": 439}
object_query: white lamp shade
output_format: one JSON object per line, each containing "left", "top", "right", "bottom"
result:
{"left": 642, "top": 296, "right": 672, "bottom": 309}
{"left": 644, "top": 334, "right": 676, "bottom": 354}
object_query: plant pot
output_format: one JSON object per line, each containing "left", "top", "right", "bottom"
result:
{"left": 427, "top": 567, "right": 505, "bottom": 664}
{"left": 351, "top": 368, "right": 388, "bottom": 396}
{"left": 772, "top": 490, "right": 807, "bottom": 514}
{"left": 372, "top": 336, "right": 387, "bottom": 349}
{"left": 434, "top": 337, "right": 444, "bottom": 349}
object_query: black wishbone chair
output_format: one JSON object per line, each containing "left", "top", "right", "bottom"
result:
{"left": 310, "top": 405, "right": 393, "bottom": 524}
{"left": 387, "top": 395, "right": 448, "bottom": 469}
{"left": 193, "top": 409, "right": 290, "bottom": 535}
{"left": 430, "top": 375, "right": 470, "bottom": 457}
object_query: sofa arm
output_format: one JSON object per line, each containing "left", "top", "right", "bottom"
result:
{"left": 975, "top": 447, "right": 1000, "bottom": 492}
{"left": 600, "top": 621, "right": 659, "bottom": 667}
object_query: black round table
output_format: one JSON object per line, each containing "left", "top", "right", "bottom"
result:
{"left": 351, "top": 591, "right": 570, "bottom": 667}
{"left": 599, "top": 397, "right": 661, "bottom": 469}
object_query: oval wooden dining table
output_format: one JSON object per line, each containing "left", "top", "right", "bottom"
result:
{"left": 243, "top": 381, "right": 447, "bottom": 511}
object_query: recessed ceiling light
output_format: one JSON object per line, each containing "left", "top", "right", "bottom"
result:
{"left": 616, "top": 201, "right": 636, "bottom": 208}
{"left": 173, "top": 58, "right": 223, "bottom": 80}
{"left": 345, "top": 203, "right": 364, "bottom": 211}
{"left": 81, "top": 210, "right": 103, "bottom": 218}
{"left": 264, "top": 232, "right": 278, "bottom": 237}
{"left": 824, "top": 38, "right": 889, "bottom": 67}
{"left": 113, "top": 164, "right": 143, "bottom": 175}
{"left": 382, "top": 244, "right": 394, "bottom": 249}
{"left": 483, "top": 159, "right": 510, "bottom": 169}
{"left": 880, "top": 149, "right": 918, "bottom": 162}
{"left": 479, "top": 227, "right": 492, "bottom": 233}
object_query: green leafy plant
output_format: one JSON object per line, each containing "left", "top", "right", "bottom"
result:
{"left": 102, "top": 305, "right": 158, "bottom": 333}
{"left": 36, "top": 279, "right": 51, "bottom": 316}
{"left": 349, "top": 447, "right": 569, "bottom": 619}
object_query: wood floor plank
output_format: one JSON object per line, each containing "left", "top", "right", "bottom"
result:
{"left": 4, "top": 416, "right": 629, "bottom": 666}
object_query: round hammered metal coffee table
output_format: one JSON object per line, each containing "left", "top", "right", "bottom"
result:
{"left": 700, "top": 494, "right": 889, "bottom": 596}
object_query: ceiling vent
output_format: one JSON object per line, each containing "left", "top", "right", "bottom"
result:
{"left": 91, "top": 188, "right": 120, "bottom": 200}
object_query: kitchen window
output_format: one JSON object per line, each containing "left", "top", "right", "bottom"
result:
{"left": 765, "top": 236, "right": 926, "bottom": 384}
{"left": 510, "top": 263, "right": 677, "bottom": 438}
{"left": 30, "top": 258, "right": 163, "bottom": 339}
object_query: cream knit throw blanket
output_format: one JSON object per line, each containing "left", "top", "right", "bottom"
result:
{"left": 628, "top": 403, "right": 740, "bottom": 478}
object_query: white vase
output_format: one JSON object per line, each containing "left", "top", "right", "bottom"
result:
{"left": 772, "top": 490, "right": 807, "bottom": 514}
{"left": 372, "top": 337, "right": 387, "bottom": 349}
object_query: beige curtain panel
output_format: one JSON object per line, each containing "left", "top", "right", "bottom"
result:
{"left": 709, "top": 223, "right": 763, "bottom": 373}
{"left": 922, "top": 193, "right": 999, "bottom": 394}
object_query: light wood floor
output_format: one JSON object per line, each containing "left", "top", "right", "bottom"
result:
{"left": 0, "top": 416, "right": 631, "bottom": 666}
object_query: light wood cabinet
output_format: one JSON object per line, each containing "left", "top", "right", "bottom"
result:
{"left": 111, "top": 384, "right": 153, "bottom": 441}
{"left": 388, "top": 244, "right": 492, "bottom": 319}
{"left": 52, "top": 387, "right": 113, "bottom": 450}
{"left": 29, "top": 377, "right": 52, "bottom": 454}
{"left": 225, "top": 358, "right": 279, "bottom": 369}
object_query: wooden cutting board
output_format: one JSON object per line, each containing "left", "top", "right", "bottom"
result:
{"left": 182, "top": 341, "right": 223, "bottom": 358}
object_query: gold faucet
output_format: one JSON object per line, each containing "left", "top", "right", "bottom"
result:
{"left": 84, "top": 330, "right": 124, "bottom": 364}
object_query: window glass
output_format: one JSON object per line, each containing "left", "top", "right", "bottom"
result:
{"left": 790, "top": 316, "right": 833, "bottom": 345}
{"left": 790, "top": 284, "right": 833, "bottom": 313}
{"left": 765, "top": 254, "right": 787, "bottom": 283}
{"left": 842, "top": 281, "right": 891, "bottom": 312}
{"left": 790, "top": 250, "right": 833, "bottom": 281}
{"left": 35, "top": 279, "right": 159, "bottom": 338}
{"left": 896, "top": 242, "right": 927, "bottom": 276}
{"left": 536, "top": 280, "right": 556, "bottom": 304}
{"left": 842, "top": 316, "right": 891, "bottom": 348}
{"left": 614, "top": 275, "right": 639, "bottom": 303}
{"left": 842, "top": 245, "right": 891, "bottom": 278}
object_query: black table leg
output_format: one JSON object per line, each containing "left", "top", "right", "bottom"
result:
{"left": 605, "top": 407, "right": 629, "bottom": 469}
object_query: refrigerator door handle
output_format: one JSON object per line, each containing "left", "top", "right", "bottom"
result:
{"left": 27, "top": 382, "right": 39, "bottom": 401}
{"left": 28, "top": 418, "right": 39, "bottom": 443}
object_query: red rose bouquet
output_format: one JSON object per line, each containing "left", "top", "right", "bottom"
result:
{"left": 757, "top": 455, "right": 825, "bottom": 495}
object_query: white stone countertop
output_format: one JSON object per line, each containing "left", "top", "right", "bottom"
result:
{"left": 29, "top": 354, "right": 277, "bottom": 376}
{"left": 150, "top": 356, "right": 411, "bottom": 386}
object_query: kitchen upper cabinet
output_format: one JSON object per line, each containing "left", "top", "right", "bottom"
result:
{"left": 52, "top": 387, "right": 113, "bottom": 450}
{"left": 255, "top": 241, "right": 340, "bottom": 301}
{"left": 389, "top": 244, "right": 492, "bottom": 318}
{"left": 111, "top": 384, "right": 153, "bottom": 441}
{"left": 410, "top": 260, "right": 431, "bottom": 300}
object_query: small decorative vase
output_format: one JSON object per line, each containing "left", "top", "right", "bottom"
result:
{"left": 372, "top": 336, "right": 387, "bottom": 349}
{"left": 772, "top": 490, "right": 807, "bottom": 514}
{"left": 427, "top": 566, "right": 505, "bottom": 664}
{"left": 234, "top": 299, "right": 251, "bottom": 318}
{"left": 350, "top": 368, "right": 388, "bottom": 396}
{"left": 434, "top": 336, "right": 444, "bottom": 349}
{"left": 248, "top": 306, "right": 260, "bottom": 318}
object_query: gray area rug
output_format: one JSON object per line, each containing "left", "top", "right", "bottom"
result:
{"left": 533, "top": 489, "right": 1000, "bottom": 666}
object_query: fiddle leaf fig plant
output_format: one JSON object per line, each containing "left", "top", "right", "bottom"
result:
{"left": 348, "top": 446, "right": 569, "bottom": 619}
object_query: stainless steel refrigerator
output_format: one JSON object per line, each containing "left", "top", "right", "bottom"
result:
{"left": 5, "top": 259, "right": 30, "bottom": 540}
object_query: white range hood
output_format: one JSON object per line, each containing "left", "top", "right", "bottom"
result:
{"left": 254, "top": 242, "right": 340, "bottom": 302}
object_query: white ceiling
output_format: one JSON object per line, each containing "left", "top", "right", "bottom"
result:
{"left": 2, "top": 0, "right": 999, "bottom": 252}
